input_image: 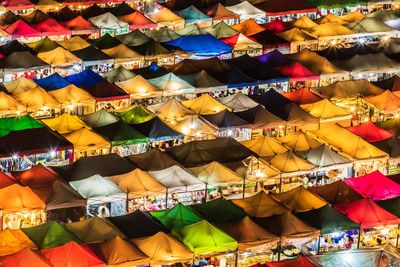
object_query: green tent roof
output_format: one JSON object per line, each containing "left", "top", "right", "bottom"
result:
{"left": 104, "top": 65, "right": 136, "bottom": 83}
{"left": 81, "top": 109, "right": 120, "bottom": 128}
{"left": 0, "top": 115, "right": 43, "bottom": 138}
{"left": 116, "top": 104, "right": 155, "bottom": 124}
{"left": 26, "top": 37, "right": 60, "bottom": 53}
{"left": 296, "top": 204, "right": 359, "bottom": 235}
{"left": 22, "top": 221, "right": 81, "bottom": 249}
{"left": 150, "top": 203, "right": 203, "bottom": 229}
{"left": 191, "top": 197, "right": 246, "bottom": 224}
{"left": 93, "top": 120, "right": 148, "bottom": 146}
{"left": 376, "top": 198, "right": 400, "bottom": 217}
{"left": 173, "top": 220, "right": 237, "bottom": 255}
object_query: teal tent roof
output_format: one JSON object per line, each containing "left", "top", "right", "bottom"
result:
{"left": 174, "top": 6, "right": 212, "bottom": 24}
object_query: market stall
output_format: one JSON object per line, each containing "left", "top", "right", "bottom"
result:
{"left": 37, "top": 47, "right": 82, "bottom": 76}
{"left": 63, "top": 128, "right": 110, "bottom": 159}
{"left": 118, "top": 11, "right": 157, "bottom": 31}
{"left": 89, "top": 12, "right": 130, "bottom": 36}
{"left": 102, "top": 43, "right": 144, "bottom": 69}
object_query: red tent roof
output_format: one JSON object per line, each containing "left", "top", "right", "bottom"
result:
{"left": 345, "top": 171, "right": 400, "bottom": 200}
{"left": 275, "top": 62, "right": 319, "bottom": 81}
{"left": 41, "top": 241, "right": 104, "bottom": 267}
{"left": 347, "top": 121, "right": 393, "bottom": 143}
{"left": 266, "top": 255, "right": 317, "bottom": 267}
{"left": 0, "top": 248, "right": 51, "bottom": 267}
{"left": 5, "top": 19, "right": 41, "bottom": 38}
{"left": 1, "top": 0, "right": 34, "bottom": 10}
{"left": 0, "top": 172, "right": 16, "bottom": 189}
{"left": 334, "top": 198, "right": 400, "bottom": 229}
{"left": 219, "top": 33, "right": 259, "bottom": 47}
{"left": 119, "top": 12, "right": 157, "bottom": 30}
{"left": 34, "top": 18, "right": 71, "bottom": 36}
{"left": 61, "top": 16, "right": 98, "bottom": 32}
{"left": 12, "top": 164, "right": 61, "bottom": 188}
{"left": 282, "top": 88, "right": 322, "bottom": 105}
{"left": 264, "top": 19, "right": 289, "bottom": 33}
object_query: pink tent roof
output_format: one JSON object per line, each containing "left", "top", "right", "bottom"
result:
{"left": 264, "top": 19, "right": 289, "bottom": 33}
{"left": 345, "top": 171, "right": 400, "bottom": 200}
{"left": 1, "top": 0, "right": 34, "bottom": 10}
{"left": 282, "top": 88, "right": 322, "bottom": 105}
{"left": 275, "top": 62, "right": 319, "bottom": 82}
{"left": 34, "top": 19, "right": 71, "bottom": 36}
{"left": 334, "top": 198, "right": 400, "bottom": 229}
{"left": 347, "top": 121, "right": 393, "bottom": 143}
{"left": 5, "top": 19, "right": 41, "bottom": 38}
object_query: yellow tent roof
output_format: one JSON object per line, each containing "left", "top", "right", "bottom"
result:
{"left": 110, "top": 168, "right": 166, "bottom": 198}
{"left": 42, "top": 113, "right": 89, "bottom": 134}
{"left": 301, "top": 98, "right": 351, "bottom": 120}
{"left": 307, "top": 22, "right": 354, "bottom": 37}
{"left": 276, "top": 130, "right": 321, "bottom": 151}
{"left": 288, "top": 49, "right": 347, "bottom": 75}
{"left": 14, "top": 86, "right": 61, "bottom": 111}
{"left": 366, "top": 90, "right": 400, "bottom": 114}
{"left": 147, "top": 99, "right": 195, "bottom": 121}
{"left": 63, "top": 128, "right": 110, "bottom": 153}
{"left": 309, "top": 124, "right": 388, "bottom": 160}
{"left": 132, "top": 231, "right": 193, "bottom": 265}
{"left": 231, "top": 19, "right": 265, "bottom": 35}
{"left": 0, "top": 91, "right": 26, "bottom": 116}
{"left": 272, "top": 186, "right": 327, "bottom": 212}
{"left": 232, "top": 190, "right": 288, "bottom": 218}
{"left": 232, "top": 33, "right": 262, "bottom": 51}
{"left": 116, "top": 75, "right": 162, "bottom": 99}
{"left": 267, "top": 151, "right": 315, "bottom": 175}
{"left": 57, "top": 36, "right": 91, "bottom": 51}
{"left": 48, "top": 84, "right": 95, "bottom": 107}
{"left": 4, "top": 76, "right": 40, "bottom": 95}
{"left": 340, "top": 11, "right": 365, "bottom": 23}
{"left": 102, "top": 44, "right": 143, "bottom": 61}
{"left": 317, "top": 13, "right": 347, "bottom": 25}
{"left": 278, "top": 28, "right": 315, "bottom": 42}
{"left": 148, "top": 8, "right": 185, "bottom": 24}
{"left": 37, "top": 47, "right": 82, "bottom": 66}
{"left": 292, "top": 16, "right": 318, "bottom": 29}
{"left": 0, "top": 229, "right": 37, "bottom": 256}
{"left": 182, "top": 94, "right": 231, "bottom": 115}
{"left": 241, "top": 136, "right": 288, "bottom": 157}
{"left": 65, "top": 216, "right": 124, "bottom": 244}
{"left": 237, "top": 156, "right": 281, "bottom": 182}
{"left": 99, "top": 236, "right": 150, "bottom": 266}
{"left": 166, "top": 116, "right": 217, "bottom": 137}
{"left": 189, "top": 161, "right": 243, "bottom": 185}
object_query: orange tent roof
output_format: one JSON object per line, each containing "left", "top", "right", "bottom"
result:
{"left": 0, "top": 229, "right": 37, "bottom": 257}
{"left": 366, "top": 90, "right": 400, "bottom": 114}
{"left": 0, "top": 248, "right": 51, "bottom": 266}
{"left": 232, "top": 19, "right": 265, "bottom": 35}
{"left": 283, "top": 88, "right": 322, "bottom": 105}
{"left": 12, "top": 164, "right": 60, "bottom": 188}
{"left": 119, "top": 12, "right": 157, "bottom": 30}
{"left": 0, "top": 184, "right": 45, "bottom": 213}
{"left": 0, "top": 172, "right": 16, "bottom": 189}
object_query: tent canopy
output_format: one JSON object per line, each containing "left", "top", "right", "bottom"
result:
{"left": 191, "top": 197, "right": 246, "bottom": 223}
{"left": 63, "top": 128, "right": 110, "bottom": 154}
{"left": 301, "top": 98, "right": 351, "bottom": 120}
{"left": 217, "top": 92, "right": 259, "bottom": 112}
{"left": 131, "top": 117, "right": 183, "bottom": 141}
{"left": 234, "top": 105, "right": 286, "bottom": 129}
{"left": 232, "top": 19, "right": 265, "bottom": 36}
{"left": 150, "top": 203, "right": 203, "bottom": 229}
{"left": 296, "top": 144, "right": 351, "bottom": 168}
{"left": 347, "top": 121, "right": 393, "bottom": 143}
{"left": 127, "top": 148, "right": 181, "bottom": 171}
{"left": 11, "top": 164, "right": 60, "bottom": 188}
{"left": 316, "top": 79, "right": 384, "bottom": 99}
{"left": 189, "top": 161, "right": 243, "bottom": 185}
{"left": 174, "top": 5, "right": 212, "bottom": 24}
{"left": 283, "top": 88, "right": 322, "bottom": 105}
{"left": 82, "top": 109, "right": 120, "bottom": 128}
{"left": 42, "top": 113, "right": 88, "bottom": 134}
{"left": 148, "top": 73, "right": 195, "bottom": 96}
{"left": 203, "top": 21, "right": 239, "bottom": 39}
{"left": 0, "top": 248, "right": 51, "bottom": 267}
{"left": 34, "top": 73, "right": 70, "bottom": 91}
{"left": 241, "top": 136, "right": 288, "bottom": 157}
{"left": 366, "top": 90, "right": 400, "bottom": 114}
{"left": 116, "top": 104, "right": 156, "bottom": 124}
{"left": 0, "top": 229, "right": 36, "bottom": 257}
{"left": 182, "top": 94, "right": 230, "bottom": 115}
{"left": 147, "top": 99, "right": 195, "bottom": 121}
{"left": 309, "top": 180, "right": 363, "bottom": 205}
{"left": 0, "top": 184, "right": 45, "bottom": 213}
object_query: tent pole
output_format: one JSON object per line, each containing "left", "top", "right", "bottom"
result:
{"left": 317, "top": 236, "right": 321, "bottom": 255}
{"left": 242, "top": 175, "right": 246, "bottom": 198}
{"left": 126, "top": 192, "right": 129, "bottom": 214}
{"left": 205, "top": 183, "right": 208, "bottom": 201}
{"left": 235, "top": 249, "right": 239, "bottom": 267}
{"left": 396, "top": 224, "right": 400, "bottom": 248}
{"left": 279, "top": 175, "right": 282, "bottom": 193}
{"left": 165, "top": 188, "right": 169, "bottom": 209}
{"left": 277, "top": 241, "right": 281, "bottom": 261}
{"left": 357, "top": 227, "right": 361, "bottom": 249}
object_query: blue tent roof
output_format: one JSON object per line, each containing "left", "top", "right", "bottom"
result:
{"left": 65, "top": 69, "right": 104, "bottom": 88}
{"left": 164, "top": 34, "right": 232, "bottom": 56}
{"left": 174, "top": 6, "right": 212, "bottom": 24}
{"left": 34, "top": 73, "right": 70, "bottom": 91}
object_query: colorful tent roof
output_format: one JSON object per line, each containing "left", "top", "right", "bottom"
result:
{"left": 296, "top": 144, "right": 351, "bottom": 169}
{"left": 0, "top": 91, "right": 25, "bottom": 117}
{"left": 179, "top": 70, "right": 227, "bottom": 93}
{"left": 60, "top": 16, "right": 99, "bottom": 34}
{"left": 48, "top": 84, "right": 96, "bottom": 108}
{"left": 265, "top": 18, "right": 289, "bottom": 33}
{"left": 98, "top": 236, "right": 150, "bottom": 266}
{"left": 11, "top": 164, "right": 59, "bottom": 188}
{"left": 37, "top": 47, "right": 81, "bottom": 66}
{"left": 147, "top": 99, "right": 195, "bottom": 121}
{"left": 0, "top": 172, "right": 16, "bottom": 189}
{"left": 57, "top": 36, "right": 91, "bottom": 51}
{"left": 309, "top": 180, "right": 362, "bottom": 205}
{"left": 4, "top": 76, "right": 39, "bottom": 95}
{"left": 14, "top": 86, "right": 60, "bottom": 111}
{"left": 0, "top": 184, "right": 44, "bottom": 213}
{"left": 174, "top": 5, "right": 212, "bottom": 24}
{"left": 173, "top": 220, "right": 237, "bottom": 255}
{"left": 27, "top": 37, "right": 59, "bottom": 53}
{"left": 189, "top": 161, "right": 243, "bottom": 186}
{"left": 151, "top": 203, "right": 203, "bottom": 229}
{"left": 346, "top": 17, "right": 395, "bottom": 33}
{"left": 89, "top": 12, "right": 129, "bottom": 30}
{"left": 278, "top": 27, "right": 316, "bottom": 42}
{"left": 82, "top": 79, "right": 128, "bottom": 101}
{"left": 220, "top": 33, "right": 262, "bottom": 51}
{"left": 191, "top": 197, "right": 246, "bottom": 223}
{"left": 34, "top": 73, "right": 70, "bottom": 91}
{"left": 64, "top": 128, "right": 110, "bottom": 154}
{"left": 276, "top": 130, "right": 321, "bottom": 151}
{"left": 0, "top": 230, "right": 36, "bottom": 258}
{"left": 132, "top": 232, "right": 193, "bottom": 265}
{"left": 41, "top": 180, "right": 87, "bottom": 211}
{"left": 147, "top": 8, "right": 185, "bottom": 26}
{"left": 334, "top": 53, "right": 400, "bottom": 74}
{"left": 42, "top": 113, "right": 88, "bottom": 134}
{"left": 345, "top": 171, "right": 400, "bottom": 200}
{"left": 110, "top": 168, "right": 166, "bottom": 198}
{"left": 34, "top": 18, "right": 71, "bottom": 36}
{"left": 148, "top": 73, "right": 195, "bottom": 96}
{"left": 41, "top": 241, "right": 104, "bottom": 267}
{"left": 82, "top": 109, "right": 120, "bottom": 128}
{"left": 104, "top": 65, "right": 135, "bottom": 83}
{"left": 283, "top": 88, "right": 322, "bottom": 105}
{"left": 310, "top": 124, "right": 387, "bottom": 160}
{"left": 0, "top": 248, "right": 51, "bottom": 267}
{"left": 119, "top": 11, "right": 157, "bottom": 30}
{"left": 232, "top": 190, "right": 288, "bottom": 218}
{"left": 22, "top": 221, "right": 80, "bottom": 249}
{"left": 234, "top": 104, "right": 286, "bottom": 129}
{"left": 108, "top": 210, "right": 166, "bottom": 239}
{"left": 202, "top": 109, "right": 250, "bottom": 129}
{"left": 301, "top": 98, "right": 351, "bottom": 120}
{"left": 275, "top": 62, "right": 319, "bottom": 81}
{"left": 241, "top": 136, "right": 288, "bottom": 157}
{"left": 217, "top": 92, "right": 258, "bottom": 112}
{"left": 182, "top": 94, "right": 230, "bottom": 115}
{"left": 131, "top": 117, "right": 183, "bottom": 141}
{"left": 297, "top": 204, "right": 359, "bottom": 235}
{"left": 293, "top": 16, "right": 318, "bottom": 29}
{"left": 308, "top": 22, "right": 354, "bottom": 37}
{"left": 102, "top": 43, "right": 142, "bottom": 61}
{"left": 116, "top": 104, "right": 155, "bottom": 124}
{"left": 334, "top": 198, "right": 400, "bottom": 229}
{"left": 366, "top": 90, "right": 400, "bottom": 114}
{"left": 205, "top": 3, "right": 239, "bottom": 21}
{"left": 218, "top": 216, "right": 279, "bottom": 250}
{"left": 65, "top": 216, "right": 123, "bottom": 244}
{"left": 69, "top": 174, "right": 125, "bottom": 204}
{"left": 231, "top": 19, "right": 265, "bottom": 35}
{"left": 127, "top": 148, "right": 181, "bottom": 171}
{"left": 347, "top": 121, "right": 393, "bottom": 143}
{"left": 203, "top": 21, "right": 239, "bottom": 39}
{"left": 225, "top": 1, "right": 265, "bottom": 21}
{"left": 5, "top": 19, "right": 41, "bottom": 38}
{"left": 149, "top": 165, "right": 205, "bottom": 192}
{"left": 340, "top": 11, "right": 365, "bottom": 23}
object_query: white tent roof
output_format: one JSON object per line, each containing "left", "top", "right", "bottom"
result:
{"left": 226, "top": 1, "right": 265, "bottom": 21}
{"left": 89, "top": 12, "right": 129, "bottom": 30}
{"left": 149, "top": 165, "right": 205, "bottom": 192}
{"left": 218, "top": 92, "right": 259, "bottom": 112}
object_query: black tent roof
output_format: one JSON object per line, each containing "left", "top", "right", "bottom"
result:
{"left": 251, "top": 88, "right": 292, "bottom": 110}
{"left": 108, "top": 210, "right": 167, "bottom": 238}
{"left": 317, "top": 43, "right": 382, "bottom": 61}
{"left": 0, "top": 127, "right": 72, "bottom": 157}
{"left": 131, "top": 63, "right": 170, "bottom": 79}
{"left": 52, "top": 153, "right": 136, "bottom": 181}
{"left": 210, "top": 65, "right": 256, "bottom": 87}
{"left": 72, "top": 45, "right": 113, "bottom": 62}
{"left": 105, "top": 2, "right": 135, "bottom": 16}
{"left": 88, "top": 33, "right": 121, "bottom": 50}
{"left": 48, "top": 6, "right": 78, "bottom": 22}
{"left": 21, "top": 9, "right": 48, "bottom": 24}
{"left": 191, "top": 197, "right": 246, "bottom": 223}
{"left": 308, "top": 180, "right": 363, "bottom": 205}
{"left": 372, "top": 75, "right": 400, "bottom": 90}
{"left": 249, "top": 29, "right": 289, "bottom": 48}
{"left": 373, "top": 136, "right": 400, "bottom": 158}
{"left": 82, "top": 4, "right": 107, "bottom": 19}
{"left": 83, "top": 79, "right": 128, "bottom": 99}
{"left": 167, "top": 137, "right": 255, "bottom": 167}
{"left": 0, "top": 40, "right": 29, "bottom": 56}
{"left": 126, "top": 148, "right": 181, "bottom": 171}
{"left": 131, "top": 117, "right": 183, "bottom": 141}
{"left": 131, "top": 40, "right": 172, "bottom": 58}
{"left": 116, "top": 29, "right": 152, "bottom": 47}
{"left": 167, "top": 57, "right": 230, "bottom": 75}
{"left": 202, "top": 109, "right": 250, "bottom": 129}
{"left": 234, "top": 105, "right": 285, "bottom": 129}
{"left": 0, "top": 51, "right": 49, "bottom": 70}
{"left": 0, "top": 11, "right": 20, "bottom": 25}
